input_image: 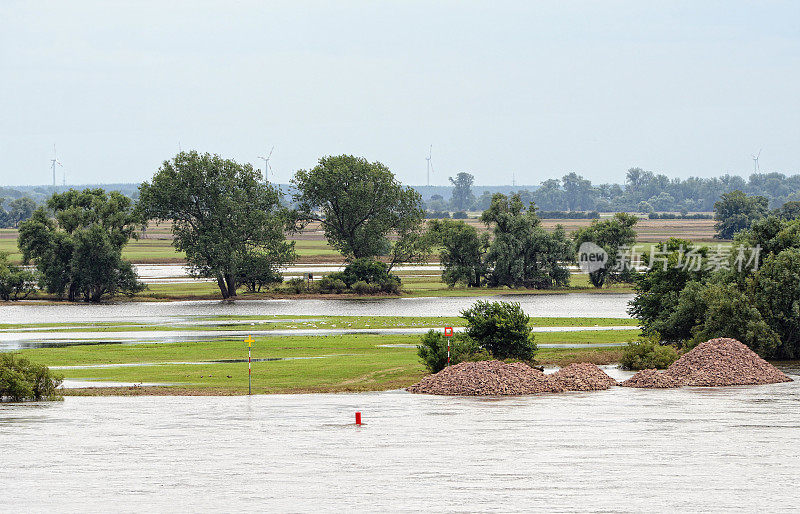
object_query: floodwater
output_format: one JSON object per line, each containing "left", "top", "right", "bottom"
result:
{"left": 0, "top": 325, "right": 636, "bottom": 351}
{"left": 2, "top": 293, "right": 633, "bottom": 324}
{"left": 2, "top": 374, "right": 799, "bottom": 511}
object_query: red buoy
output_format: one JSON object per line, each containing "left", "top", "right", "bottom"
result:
{"left": 355, "top": 411, "right": 362, "bottom": 425}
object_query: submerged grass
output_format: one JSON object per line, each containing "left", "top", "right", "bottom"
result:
{"left": 15, "top": 327, "right": 638, "bottom": 394}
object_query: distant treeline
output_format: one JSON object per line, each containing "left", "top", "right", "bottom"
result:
{"left": 4, "top": 167, "right": 800, "bottom": 226}
{"left": 421, "top": 169, "right": 800, "bottom": 213}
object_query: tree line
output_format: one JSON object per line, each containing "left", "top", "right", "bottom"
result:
{"left": 9, "top": 151, "right": 799, "bottom": 306}
{"left": 424, "top": 168, "right": 800, "bottom": 214}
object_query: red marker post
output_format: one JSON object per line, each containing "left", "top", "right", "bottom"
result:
{"left": 444, "top": 327, "right": 454, "bottom": 366}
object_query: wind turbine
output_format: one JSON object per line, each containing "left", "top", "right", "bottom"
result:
{"left": 426, "top": 144, "right": 434, "bottom": 187}
{"left": 50, "top": 144, "right": 63, "bottom": 187}
{"left": 258, "top": 146, "right": 274, "bottom": 184}
{"left": 752, "top": 149, "right": 762, "bottom": 173}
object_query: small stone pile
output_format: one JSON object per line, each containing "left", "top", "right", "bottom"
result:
{"left": 406, "top": 360, "right": 564, "bottom": 396}
{"left": 621, "top": 338, "right": 792, "bottom": 388}
{"left": 619, "top": 368, "right": 683, "bottom": 388}
{"left": 551, "top": 363, "right": 618, "bottom": 391}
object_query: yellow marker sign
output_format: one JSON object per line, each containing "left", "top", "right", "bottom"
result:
{"left": 245, "top": 335, "right": 254, "bottom": 347}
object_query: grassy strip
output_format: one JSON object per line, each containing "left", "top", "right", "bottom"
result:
{"left": 59, "top": 345, "right": 626, "bottom": 396}
{"left": 16, "top": 329, "right": 638, "bottom": 395}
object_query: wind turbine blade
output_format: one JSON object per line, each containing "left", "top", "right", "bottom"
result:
{"left": 267, "top": 146, "right": 274, "bottom": 159}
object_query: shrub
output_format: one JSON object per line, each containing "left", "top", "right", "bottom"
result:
{"left": 340, "top": 258, "right": 390, "bottom": 286}
{"left": 317, "top": 276, "right": 347, "bottom": 294}
{"left": 460, "top": 300, "right": 536, "bottom": 360}
{"left": 0, "top": 253, "right": 37, "bottom": 301}
{"left": 339, "top": 258, "right": 402, "bottom": 294}
{"left": 379, "top": 274, "right": 401, "bottom": 294}
{"left": 416, "top": 330, "right": 491, "bottom": 373}
{"left": 0, "top": 354, "right": 63, "bottom": 402}
{"left": 452, "top": 211, "right": 468, "bottom": 219}
{"left": 620, "top": 336, "right": 679, "bottom": 370}
{"left": 238, "top": 253, "right": 284, "bottom": 292}
{"left": 284, "top": 277, "right": 308, "bottom": 294}
{"left": 426, "top": 211, "right": 450, "bottom": 219}
{"left": 351, "top": 280, "right": 382, "bottom": 295}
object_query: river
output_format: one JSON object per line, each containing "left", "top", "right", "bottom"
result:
{"left": 1, "top": 375, "right": 798, "bottom": 511}
{"left": 3, "top": 293, "right": 633, "bottom": 324}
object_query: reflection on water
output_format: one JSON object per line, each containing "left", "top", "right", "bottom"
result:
{"left": 2, "top": 293, "right": 634, "bottom": 324}
{"left": 1, "top": 380, "right": 799, "bottom": 511}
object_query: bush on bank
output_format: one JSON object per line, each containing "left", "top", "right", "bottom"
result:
{"left": 417, "top": 330, "right": 491, "bottom": 373}
{"left": 620, "top": 336, "right": 679, "bottom": 370}
{"left": 0, "top": 354, "right": 63, "bottom": 402}
{"left": 417, "top": 301, "right": 538, "bottom": 373}
{"left": 275, "top": 259, "right": 402, "bottom": 295}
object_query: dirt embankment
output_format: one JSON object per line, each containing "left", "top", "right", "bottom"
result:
{"left": 406, "top": 360, "right": 616, "bottom": 396}
{"left": 621, "top": 338, "right": 792, "bottom": 388}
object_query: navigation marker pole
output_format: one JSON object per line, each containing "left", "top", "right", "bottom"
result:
{"left": 245, "top": 335, "right": 255, "bottom": 395}
{"left": 444, "top": 327, "right": 454, "bottom": 366}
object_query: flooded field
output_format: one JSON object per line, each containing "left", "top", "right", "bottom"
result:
{"left": 0, "top": 325, "right": 636, "bottom": 351}
{"left": 2, "top": 293, "right": 633, "bottom": 324}
{"left": 2, "top": 374, "right": 798, "bottom": 511}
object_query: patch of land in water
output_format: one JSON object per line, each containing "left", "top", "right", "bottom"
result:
{"left": 9, "top": 316, "right": 640, "bottom": 394}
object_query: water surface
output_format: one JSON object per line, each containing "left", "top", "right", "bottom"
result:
{"left": 1, "top": 377, "right": 798, "bottom": 511}
{"left": 3, "top": 293, "right": 633, "bottom": 324}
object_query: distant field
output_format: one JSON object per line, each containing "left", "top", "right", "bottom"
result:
{"left": 1, "top": 216, "right": 718, "bottom": 265}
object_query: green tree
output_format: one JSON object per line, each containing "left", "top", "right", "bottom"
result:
{"left": 775, "top": 201, "right": 800, "bottom": 220}
{"left": 460, "top": 300, "right": 536, "bottom": 360}
{"left": 138, "top": 151, "right": 295, "bottom": 299}
{"left": 573, "top": 212, "right": 638, "bottom": 287}
{"left": 714, "top": 190, "right": 769, "bottom": 239}
{"left": 0, "top": 252, "right": 36, "bottom": 300}
{"left": 449, "top": 172, "right": 475, "bottom": 211}
{"left": 628, "top": 238, "right": 710, "bottom": 342}
{"left": 292, "top": 155, "right": 428, "bottom": 268}
{"left": 18, "top": 189, "right": 143, "bottom": 302}
{"left": 7, "top": 198, "right": 36, "bottom": 227}
{"left": 427, "top": 218, "right": 488, "bottom": 287}
{"left": 0, "top": 354, "right": 63, "bottom": 402}
{"left": 481, "top": 193, "right": 573, "bottom": 289}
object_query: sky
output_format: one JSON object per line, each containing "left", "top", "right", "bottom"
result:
{"left": 1, "top": 0, "right": 798, "bottom": 187}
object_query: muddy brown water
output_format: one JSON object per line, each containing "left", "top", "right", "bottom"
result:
{"left": 2, "top": 373, "right": 799, "bottom": 511}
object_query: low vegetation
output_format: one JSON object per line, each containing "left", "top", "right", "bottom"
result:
{"left": 0, "top": 354, "right": 63, "bottom": 402}
{"left": 620, "top": 336, "right": 679, "bottom": 370}
{"left": 418, "top": 300, "right": 537, "bottom": 372}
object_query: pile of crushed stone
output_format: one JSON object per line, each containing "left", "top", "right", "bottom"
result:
{"left": 620, "top": 368, "right": 683, "bottom": 388}
{"left": 551, "top": 363, "right": 617, "bottom": 391}
{"left": 665, "top": 338, "right": 792, "bottom": 386}
{"left": 622, "top": 338, "right": 792, "bottom": 388}
{"left": 407, "top": 361, "right": 563, "bottom": 396}
{"left": 406, "top": 361, "right": 618, "bottom": 396}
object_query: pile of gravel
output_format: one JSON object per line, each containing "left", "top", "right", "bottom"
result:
{"left": 406, "top": 360, "right": 564, "bottom": 396}
{"left": 551, "top": 363, "right": 618, "bottom": 391}
{"left": 664, "top": 338, "right": 792, "bottom": 386}
{"left": 621, "top": 338, "right": 792, "bottom": 388}
{"left": 620, "top": 368, "right": 683, "bottom": 388}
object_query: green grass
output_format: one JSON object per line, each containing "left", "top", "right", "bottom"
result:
{"left": 15, "top": 329, "right": 638, "bottom": 394}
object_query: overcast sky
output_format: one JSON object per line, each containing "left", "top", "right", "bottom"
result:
{"left": 1, "top": 0, "right": 798, "bottom": 187}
